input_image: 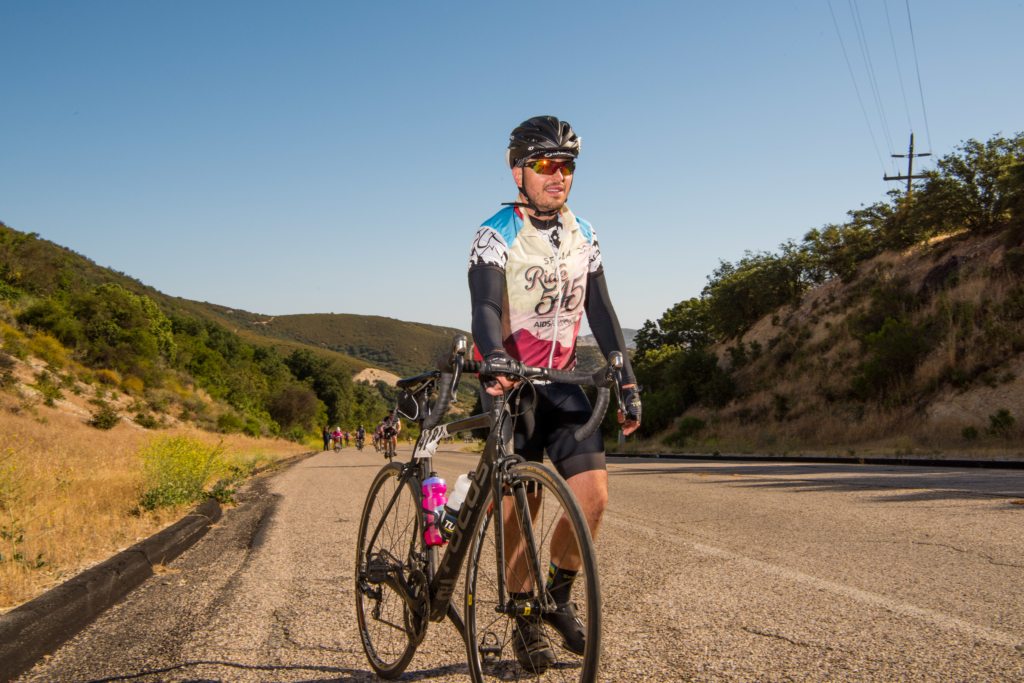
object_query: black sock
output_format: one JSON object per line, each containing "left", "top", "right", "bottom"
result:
{"left": 546, "top": 562, "right": 577, "bottom": 605}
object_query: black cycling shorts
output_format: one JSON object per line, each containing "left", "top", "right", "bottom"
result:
{"left": 493, "top": 383, "right": 606, "bottom": 480}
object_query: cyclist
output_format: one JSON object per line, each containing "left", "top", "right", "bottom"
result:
{"left": 468, "top": 115, "right": 641, "bottom": 670}
{"left": 373, "top": 420, "right": 385, "bottom": 451}
{"left": 382, "top": 409, "right": 401, "bottom": 456}
{"left": 355, "top": 424, "right": 366, "bottom": 449}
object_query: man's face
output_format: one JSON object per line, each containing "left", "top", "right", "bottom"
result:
{"left": 513, "top": 157, "right": 574, "bottom": 214}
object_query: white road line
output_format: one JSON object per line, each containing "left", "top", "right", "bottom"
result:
{"left": 603, "top": 514, "right": 1023, "bottom": 650}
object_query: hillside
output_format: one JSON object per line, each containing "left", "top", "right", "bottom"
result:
{"left": 0, "top": 222, "right": 467, "bottom": 379}
{"left": 0, "top": 221, "right": 467, "bottom": 438}
{"left": 212, "top": 310, "right": 468, "bottom": 377}
{"left": 666, "top": 227, "right": 1024, "bottom": 457}
{"left": 577, "top": 328, "right": 637, "bottom": 350}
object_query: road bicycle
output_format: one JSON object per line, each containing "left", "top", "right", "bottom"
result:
{"left": 354, "top": 335, "right": 623, "bottom": 681}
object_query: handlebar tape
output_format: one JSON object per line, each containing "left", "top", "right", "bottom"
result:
{"left": 422, "top": 372, "right": 453, "bottom": 429}
{"left": 573, "top": 386, "right": 610, "bottom": 442}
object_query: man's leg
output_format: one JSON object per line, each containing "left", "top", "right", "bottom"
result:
{"left": 550, "top": 468, "right": 608, "bottom": 570}
{"left": 539, "top": 466, "right": 606, "bottom": 656}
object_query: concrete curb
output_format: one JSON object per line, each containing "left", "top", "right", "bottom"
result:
{"left": 607, "top": 451, "right": 1024, "bottom": 469}
{"left": 0, "top": 498, "right": 221, "bottom": 682}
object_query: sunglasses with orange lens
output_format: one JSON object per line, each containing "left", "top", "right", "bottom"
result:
{"left": 527, "top": 158, "right": 576, "bottom": 176}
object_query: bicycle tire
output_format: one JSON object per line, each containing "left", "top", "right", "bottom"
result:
{"left": 464, "top": 461, "right": 601, "bottom": 682}
{"left": 354, "top": 463, "right": 424, "bottom": 678}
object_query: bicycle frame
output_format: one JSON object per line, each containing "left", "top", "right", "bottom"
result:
{"left": 363, "top": 389, "right": 530, "bottom": 634}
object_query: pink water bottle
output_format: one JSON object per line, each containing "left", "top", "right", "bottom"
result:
{"left": 421, "top": 476, "right": 448, "bottom": 547}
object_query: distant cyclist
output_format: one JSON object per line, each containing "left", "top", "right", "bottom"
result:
{"left": 382, "top": 409, "right": 401, "bottom": 456}
{"left": 355, "top": 424, "right": 366, "bottom": 450}
{"left": 468, "top": 115, "right": 641, "bottom": 670}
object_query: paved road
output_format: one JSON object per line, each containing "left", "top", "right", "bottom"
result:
{"left": 19, "top": 449, "right": 1024, "bottom": 682}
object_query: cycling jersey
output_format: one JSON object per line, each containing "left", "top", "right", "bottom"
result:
{"left": 468, "top": 205, "right": 601, "bottom": 369}
{"left": 468, "top": 204, "right": 635, "bottom": 385}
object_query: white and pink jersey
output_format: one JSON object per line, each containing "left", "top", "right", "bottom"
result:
{"left": 468, "top": 205, "right": 603, "bottom": 369}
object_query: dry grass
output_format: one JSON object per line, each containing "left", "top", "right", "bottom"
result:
{"left": 0, "top": 399, "right": 305, "bottom": 612}
{"left": 672, "top": 227, "right": 1024, "bottom": 459}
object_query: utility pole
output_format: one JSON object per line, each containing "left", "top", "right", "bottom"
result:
{"left": 884, "top": 132, "right": 931, "bottom": 196}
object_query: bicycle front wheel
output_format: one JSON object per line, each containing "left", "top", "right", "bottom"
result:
{"left": 465, "top": 461, "right": 601, "bottom": 682}
{"left": 354, "top": 463, "right": 424, "bottom": 679}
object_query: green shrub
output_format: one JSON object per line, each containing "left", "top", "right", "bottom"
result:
{"left": 216, "top": 411, "right": 246, "bottom": 434}
{"left": 138, "top": 436, "right": 225, "bottom": 510}
{"left": 88, "top": 400, "right": 120, "bottom": 430}
{"left": 962, "top": 426, "right": 980, "bottom": 441}
{"left": 0, "top": 351, "right": 15, "bottom": 389}
{"left": 988, "top": 409, "right": 1016, "bottom": 437}
{"left": 851, "top": 317, "right": 931, "bottom": 400}
{"left": 121, "top": 375, "right": 145, "bottom": 395}
{"left": 133, "top": 412, "right": 161, "bottom": 429}
{"left": 27, "top": 333, "right": 68, "bottom": 368}
{"left": 94, "top": 369, "right": 121, "bottom": 386}
{"left": 663, "top": 417, "right": 706, "bottom": 448}
{"left": 0, "top": 281, "right": 21, "bottom": 302}
{"left": 1004, "top": 247, "right": 1024, "bottom": 274}
{"left": 1, "top": 323, "right": 28, "bottom": 359}
{"left": 32, "top": 371, "right": 63, "bottom": 406}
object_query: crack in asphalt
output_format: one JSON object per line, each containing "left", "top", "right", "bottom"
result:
{"left": 911, "top": 540, "right": 1024, "bottom": 570}
{"left": 740, "top": 626, "right": 832, "bottom": 650}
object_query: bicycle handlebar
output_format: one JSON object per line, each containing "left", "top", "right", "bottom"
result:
{"left": 422, "top": 335, "right": 624, "bottom": 443}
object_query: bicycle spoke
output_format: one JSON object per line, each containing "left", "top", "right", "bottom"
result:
{"left": 465, "top": 462, "right": 601, "bottom": 682}
{"left": 355, "top": 464, "right": 423, "bottom": 678}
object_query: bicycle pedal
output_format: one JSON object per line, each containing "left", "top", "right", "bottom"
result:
{"left": 479, "top": 632, "right": 501, "bottom": 663}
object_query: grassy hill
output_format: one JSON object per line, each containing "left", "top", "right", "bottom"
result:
{"left": 202, "top": 310, "right": 468, "bottom": 378}
{"left": 0, "top": 222, "right": 467, "bottom": 379}
{"left": 0, "top": 221, "right": 471, "bottom": 438}
{"left": 689, "top": 228, "right": 1024, "bottom": 456}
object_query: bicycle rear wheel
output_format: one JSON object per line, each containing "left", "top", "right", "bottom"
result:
{"left": 465, "top": 461, "right": 601, "bottom": 682}
{"left": 354, "top": 463, "right": 424, "bottom": 678}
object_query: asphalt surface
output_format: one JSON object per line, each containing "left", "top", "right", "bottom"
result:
{"left": 17, "top": 448, "right": 1024, "bottom": 682}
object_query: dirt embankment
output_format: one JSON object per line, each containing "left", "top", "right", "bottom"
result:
{"left": 352, "top": 367, "right": 400, "bottom": 386}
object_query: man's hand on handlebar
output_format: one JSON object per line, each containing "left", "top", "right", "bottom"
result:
{"left": 618, "top": 384, "right": 642, "bottom": 436}
{"left": 481, "top": 351, "right": 521, "bottom": 397}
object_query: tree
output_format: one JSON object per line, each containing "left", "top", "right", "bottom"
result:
{"left": 70, "top": 284, "right": 175, "bottom": 379}
{"left": 268, "top": 384, "right": 325, "bottom": 433}
{"left": 921, "top": 134, "right": 1024, "bottom": 234}
{"left": 703, "top": 250, "right": 806, "bottom": 339}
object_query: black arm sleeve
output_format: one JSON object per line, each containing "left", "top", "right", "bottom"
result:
{"left": 584, "top": 270, "right": 637, "bottom": 385}
{"left": 468, "top": 265, "right": 507, "bottom": 357}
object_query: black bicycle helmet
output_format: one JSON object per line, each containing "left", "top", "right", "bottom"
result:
{"left": 506, "top": 115, "right": 581, "bottom": 168}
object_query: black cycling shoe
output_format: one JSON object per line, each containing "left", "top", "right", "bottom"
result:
{"left": 542, "top": 601, "right": 585, "bottom": 655}
{"left": 512, "top": 615, "right": 556, "bottom": 673}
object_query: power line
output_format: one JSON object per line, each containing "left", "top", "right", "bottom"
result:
{"left": 904, "top": 0, "right": 933, "bottom": 151}
{"left": 883, "top": 0, "right": 914, "bottom": 133}
{"left": 827, "top": 0, "right": 888, "bottom": 175}
{"left": 848, "top": 0, "right": 897, "bottom": 161}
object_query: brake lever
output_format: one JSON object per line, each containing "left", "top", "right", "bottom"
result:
{"left": 607, "top": 351, "right": 624, "bottom": 409}
{"left": 449, "top": 335, "right": 468, "bottom": 401}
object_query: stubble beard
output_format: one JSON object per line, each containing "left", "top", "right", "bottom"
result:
{"left": 524, "top": 182, "right": 569, "bottom": 215}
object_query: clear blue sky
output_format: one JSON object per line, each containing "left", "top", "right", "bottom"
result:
{"left": 2, "top": 1, "right": 1022, "bottom": 332}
